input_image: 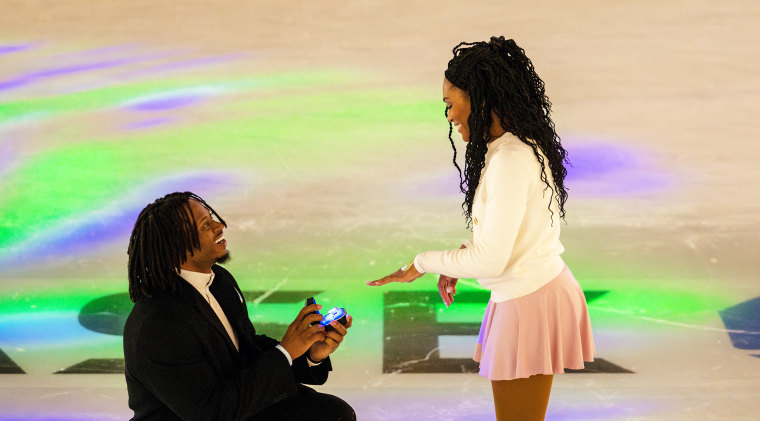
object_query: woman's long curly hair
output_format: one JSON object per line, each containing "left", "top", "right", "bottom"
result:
{"left": 127, "top": 192, "right": 226, "bottom": 302}
{"left": 444, "top": 36, "right": 568, "bottom": 228}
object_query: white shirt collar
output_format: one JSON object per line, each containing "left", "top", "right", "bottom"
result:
{"left": 178, "top": 269, "right": 215, "bottom": 296}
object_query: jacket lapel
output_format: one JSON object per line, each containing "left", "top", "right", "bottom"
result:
{"left": 176, "top": 275, "right": 240, "bottom": 354}
{"left": 209, "top": 268, "right": 261, "bottom": 353}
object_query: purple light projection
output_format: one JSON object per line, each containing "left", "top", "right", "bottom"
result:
{"left": 0, "top": 43, "right": 35, "bottom": 55}
{"left": 0, "top": 54, "right": 162, "bottom": 93}
{"left": 125, "top": 92, "right": 206, "bottom": 111}
{"left": 124, "top": 117, "right": 175, "bottom": 130}
{"left": 121, "top": 86, "right": 225, "bottom": 113}
{"left": 415, "top": 170, "right": 462, "bottom": 198}
{"left": 0, "top": 171, "right": 241, "bottom": 272}
{"left": 0, "top": 416, "right": 96, "bottom": 421}
{"left": 62, "top": 53, "right": 240, "bottom": 97}
{"left": 0, "top": 142, "right": 19, "bottom": 179}
{"left": 411, "top": 138, "right": 672, "bottom": 200}
{"left": 546, "top": 402, "right": 655, "bottom": 420}
{"left": 564, "top": 139, "right": 673, "bottom": 197}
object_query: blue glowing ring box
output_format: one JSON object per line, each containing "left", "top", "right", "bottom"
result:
{"left": 305, "top": 297, "right": 347, "bottom": 331}
{"left": 321, "top": 306, "right": 347, "bottom": 331}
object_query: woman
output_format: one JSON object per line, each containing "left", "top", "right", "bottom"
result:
{"left": 367, "top": 36, "right": 595, "bottom": 421}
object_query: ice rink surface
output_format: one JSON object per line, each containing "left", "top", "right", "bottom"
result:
{"left": 1, "top": 1, "right": 759, "bottom": 419}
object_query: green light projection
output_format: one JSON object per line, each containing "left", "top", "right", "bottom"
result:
{"left": 0, "top": 61, "right": 732, "bottom": 374}
{"left": 0, "top": 72, "right": 442, "bottom": 253}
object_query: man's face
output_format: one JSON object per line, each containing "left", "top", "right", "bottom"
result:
{"left": 182, "top": 199, "right": 228, "bottom": 273}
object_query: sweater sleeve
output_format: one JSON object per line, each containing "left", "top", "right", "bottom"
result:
{"left": 414, "top": 149, "right": 534, "bottom": 279}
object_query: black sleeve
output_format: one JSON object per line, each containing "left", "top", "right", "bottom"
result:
{"left": 133, "top": 315, "right": 300, "bottom": 420}
{"left": 251, "top": 333, "right": 332, "bottom": 385}
{"left": 293, "top": 353, "right": 332, "bottom": 385}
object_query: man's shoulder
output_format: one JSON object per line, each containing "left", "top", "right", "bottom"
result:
{"left": 212, "top": 264, "right": 234, "bottom": 279}
{"left": 125, "top": 296, "right": 201, "bottom": 359}
{"left": 127, "top": 280, "right": 193, "bottom": 322}
{"left": 124, "top": 294, "right": 192, "bottom": 352}
{"left": 128, "top": 292, "right": 183, "bottom": 323}
{"left": 211, "top": 265, "right": 241, "bottom": 291}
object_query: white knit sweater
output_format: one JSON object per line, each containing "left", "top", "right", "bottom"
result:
{"left": 414, "top": 132, "right": 566, "bottom": 302}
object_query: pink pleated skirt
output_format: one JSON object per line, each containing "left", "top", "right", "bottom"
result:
{"left": 473, "top": 266, "right": 595, "bottom": 380}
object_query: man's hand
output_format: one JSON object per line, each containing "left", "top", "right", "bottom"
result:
{"left": 279, "top": 304, "right": 326, "bottom": 360}
{"left": 308, "top": 314, "right": 352, "bottom": 362}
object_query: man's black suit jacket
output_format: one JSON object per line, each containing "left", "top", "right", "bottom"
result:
{"left": 123, "top": 265, "right": 331, "bottom": 420}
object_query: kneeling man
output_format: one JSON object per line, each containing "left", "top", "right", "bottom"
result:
{"left": 123, "top": 192, "right": 355, "bottom": 420}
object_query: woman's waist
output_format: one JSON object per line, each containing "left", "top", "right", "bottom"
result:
{"left": 475, "top": 255, "right": 566, "bottom": 299}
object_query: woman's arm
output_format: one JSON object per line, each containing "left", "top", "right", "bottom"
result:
{"left": 415, "top": 150, "right": 535, "bottom": 279}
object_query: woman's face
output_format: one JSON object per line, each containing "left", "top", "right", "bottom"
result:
{"left": 443, "top": 78, "right": 471, "bottom": 142}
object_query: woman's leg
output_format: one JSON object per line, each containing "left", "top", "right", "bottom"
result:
{"left": 491, "top": 374, "right": 553, "bottom": 421}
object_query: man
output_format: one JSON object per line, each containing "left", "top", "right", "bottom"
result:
{"left": 123, "top": 192, "right": 355, "bottom": 420}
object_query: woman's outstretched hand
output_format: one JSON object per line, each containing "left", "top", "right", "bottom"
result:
{"left": 366, "top": 262, "right": 423, "bottom": 286}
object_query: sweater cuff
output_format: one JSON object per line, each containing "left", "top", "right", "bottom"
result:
{"left": 413, "top": 254, "right": 425, "bottom": 274}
